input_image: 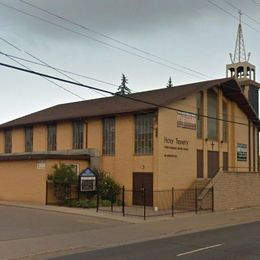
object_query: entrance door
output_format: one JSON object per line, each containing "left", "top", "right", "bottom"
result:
{"left": 133, "top": 173, "right": 153, "bottom": 206}
{"left": 197, "top": 150, "right": 203, "bottom": 178}
{"left": 208, "top": 151, "right": 219, "bottom": 178}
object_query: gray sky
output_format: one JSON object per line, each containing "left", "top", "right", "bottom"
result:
{"left": 0, "top": 0, "right": 260, "bottom": 123}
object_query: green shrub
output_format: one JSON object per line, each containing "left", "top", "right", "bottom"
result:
{"left": 51, "top": 164, "right": 78, "bottom": 204}
{"left": 100, "top": 199, "right": 111, "bottom": 207}
{"left": 94, "top": 169, "right": 121, "bottom": 202}
{"left": 67, "top": 199, "right": 97, "bottom": 208}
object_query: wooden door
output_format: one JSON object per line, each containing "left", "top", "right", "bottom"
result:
{"left": 197, "top": 150, "right": 203, "bottom": 178}
{"left": 133, "top": 173, "right": 153, "bottom": 206}
{"left": 208, "top": 151, "right": 219, "bottom": 178}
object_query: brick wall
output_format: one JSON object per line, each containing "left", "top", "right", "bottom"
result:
{"left": 214, "top": 171, "right": 260, "bottom": 211}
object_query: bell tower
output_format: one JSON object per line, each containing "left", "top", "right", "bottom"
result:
{"left": 226, "top": 11, "right": 259, "bottom": 116}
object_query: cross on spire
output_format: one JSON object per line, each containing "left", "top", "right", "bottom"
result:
{"left": 229, "top": 11, "right": 251, "bottom": 64}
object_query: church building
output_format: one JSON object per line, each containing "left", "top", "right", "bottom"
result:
{"left": 0, "top": 17, "right": 259, "bottom": 205}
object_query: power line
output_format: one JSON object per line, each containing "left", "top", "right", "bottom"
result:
{"left": 25, "top": 50, "right": 107, "bottom": 97}
{"left": 0, "top": 61, "right": 252, "bottom": 126}
{"left": 3, "top": 51, "right": 85, "bottom": 100}
{"left": 251, "top": 0, "right": 260, "bottom": 7}
{"left": 223, "top": 0, "right": 260, "bottom": 27}
{"left": 19, "top": 0, "right": 207, "bottom": 78}
{"left": 207, "top": 0, "right": 260, "bottom": 33}
{"left": 0, "top": 35, "right": 85, "bottom": 100}
{"left": 0, "top": 51, "right": 246, "bottom": 120}
{"left": 0, "top": 1, "right": 206, "bottom": 79}
{"left": 0, "top": 34, "right": 107, "bottom": 97}
{"left": 0, "top": 52, "right": 118, "bottom": 87}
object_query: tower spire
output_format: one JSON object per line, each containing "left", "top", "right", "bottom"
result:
{"left": 229, "top": 11, "right": 250, "bottom": 63}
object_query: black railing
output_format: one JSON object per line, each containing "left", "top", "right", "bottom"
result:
{"left": 46, "top": 181, "right": 214, "bottom": 220}
{"left": 97, "top": 186, "right": 214, "bottom": 219}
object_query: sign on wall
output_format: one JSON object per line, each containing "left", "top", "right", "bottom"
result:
{"left": 163, "top": 136, "right": 189, "bottom": 159}
{"left": 177, "top": 111, "right": 196, "bottom": 130}
{"left": 36, "top": 160, "right": 46, "bottom": 170}
{"left": 237, "top": 143, "right": 247, "bottom": 161}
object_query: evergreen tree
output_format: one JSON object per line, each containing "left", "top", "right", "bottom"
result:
{"left": 166, "top": 77, "right": 173, "bottom": 88}
{"left": 116, "top": 73, "right": 131, "bottom": 95}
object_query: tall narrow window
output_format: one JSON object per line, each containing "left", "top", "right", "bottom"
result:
{"left": 207, "top": 89, "right": 218, "bottom": 140}
{"left": 196, "top": 91, "right": 203, "bottom": 139}
{"left": 222, "top": 101, "right": 228, "bottom": 143}
{"left": 4, "top": 129, "right": 12, "bottom": 153}
{"left": 25, "top": 126, "right": 33, "bottom": 152}
{"left": 73, "top": 121, "right": 83, "bottom": 149}
{"left": 103, "top": 118, "right": 115, "bottom": 155}
{"left": 135, "top": 113, "right": 153, "bottom": 155}
{"left": 47, "top": 124, "right": 57, "bottom": 151}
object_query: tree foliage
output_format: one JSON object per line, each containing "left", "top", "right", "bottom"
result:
{"left": 116, "top": 73, "right": 132, "bottom": 95}
{"left": 52, "top": 164, "right": 78, "bottom": 204}
{"left": 166, "top": 76, "right": 173, "bottom": 88}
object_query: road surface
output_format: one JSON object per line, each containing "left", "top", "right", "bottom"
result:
{"left": 53, "top": 221, "right": 260, "bottom": 259}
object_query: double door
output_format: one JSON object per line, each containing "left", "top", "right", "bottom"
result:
{"left": 133, "top": 172, "right": 153, "bottom": 206}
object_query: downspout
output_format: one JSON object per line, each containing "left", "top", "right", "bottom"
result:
{"left": 253, "top": 125, "right": 255, "bottom": 172}
{"left": 256, "top": 128, "right": 260, "bottom": 172}
{"left": 248, "top": 120, "right": 251, "bottom": 172}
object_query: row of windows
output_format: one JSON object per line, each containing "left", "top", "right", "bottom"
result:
{"left": 196, "top": 90, "right": 228, "bottom": 142}
{"left": 3, "top": 113, "right": 154, "bottom": 155}
{"left": 4, "top": 122, "right": 82, "bottom": 154}
{"left": 102, "top": 114, "right": 154, "bottom": 155}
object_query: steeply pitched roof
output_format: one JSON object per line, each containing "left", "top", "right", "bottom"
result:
{"left": 0, "top": 77, "right": 259, "bottom": 129}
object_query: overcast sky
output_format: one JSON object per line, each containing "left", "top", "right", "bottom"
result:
{"left": 0, "top": 0, "right": 260, "bottom": 123}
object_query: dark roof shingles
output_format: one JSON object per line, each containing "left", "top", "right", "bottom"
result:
{"left": 0, "top": 77, "right": 252, "bottom": 128}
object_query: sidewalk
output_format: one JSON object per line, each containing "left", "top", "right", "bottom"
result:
{"left": 0, "top": 201, "right": 260, "bottom": 259}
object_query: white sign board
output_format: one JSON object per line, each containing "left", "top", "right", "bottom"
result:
{"left": 36, "top": 160, "right": 46, "bottom": 170}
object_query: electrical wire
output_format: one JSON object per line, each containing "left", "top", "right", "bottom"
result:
{"left": 223, "top": 0, "right": 260, "bottom": 27}
{"left": 0, "top": 1, "right": 256, "bottom": 125}
{"left": 3, "top": 51, "right": 85, "bottom": 100}
{"left": 19, "top": 0, "right": 207, "bottom": 78}
{"left": 0, "top": 50, "right": 250, "bottom": 121}
{"left": 0, "top": 34, "right": 107, "bottom": 97}
{"left": 207, "top": 0, "right": 260, "bottom": 33}
{"left": 0, "top": 1, "right": 206, "bottom": 79}
{"left": 0, "top": 61, "right": 253, "bottom": 127}
{"left": 0, "top": 52, "right": 118, "bottom": 87}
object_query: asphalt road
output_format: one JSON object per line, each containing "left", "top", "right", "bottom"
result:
{"left": 0, "top": 205, "right": 126, "bottom": 241}
{"left": 53, "top": 221, "right": 260, "bottom": 260}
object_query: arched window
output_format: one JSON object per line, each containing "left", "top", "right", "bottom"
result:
{"left": 237, "top": 66, "right": 244, "bottom": 78}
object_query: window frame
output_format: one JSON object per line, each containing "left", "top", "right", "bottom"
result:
{"left": 64, "top": 163, "right": 79, "bottom": 175}
{"left": 222, "top": 100, "right": 228, "bottom": 143}
{"left": 102, "top": 117, "right": 115, "bottom": 155}
{"left": 72, "top": 121, "right": 84, "bottom": 149}
{"left": 196, "top": 91, "right": 203, "bottom": 139}
{"left": 47, "top": 124, "right": 57, "bottom": 151}
{"left": 207, "top": 89, "right": 218, "bottom": 141}
{"left": 25, "top": 126, "right": 33, "bottom": 152}
{"left": 134, "top": 113, "right": 154, "bottom": 155}
{"left": 4, "top": 129, "right": 12, "bottom": 153}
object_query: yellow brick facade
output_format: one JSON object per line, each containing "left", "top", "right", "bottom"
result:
{"left": 0, "top": 83, "right": 259, "bottom": 205}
